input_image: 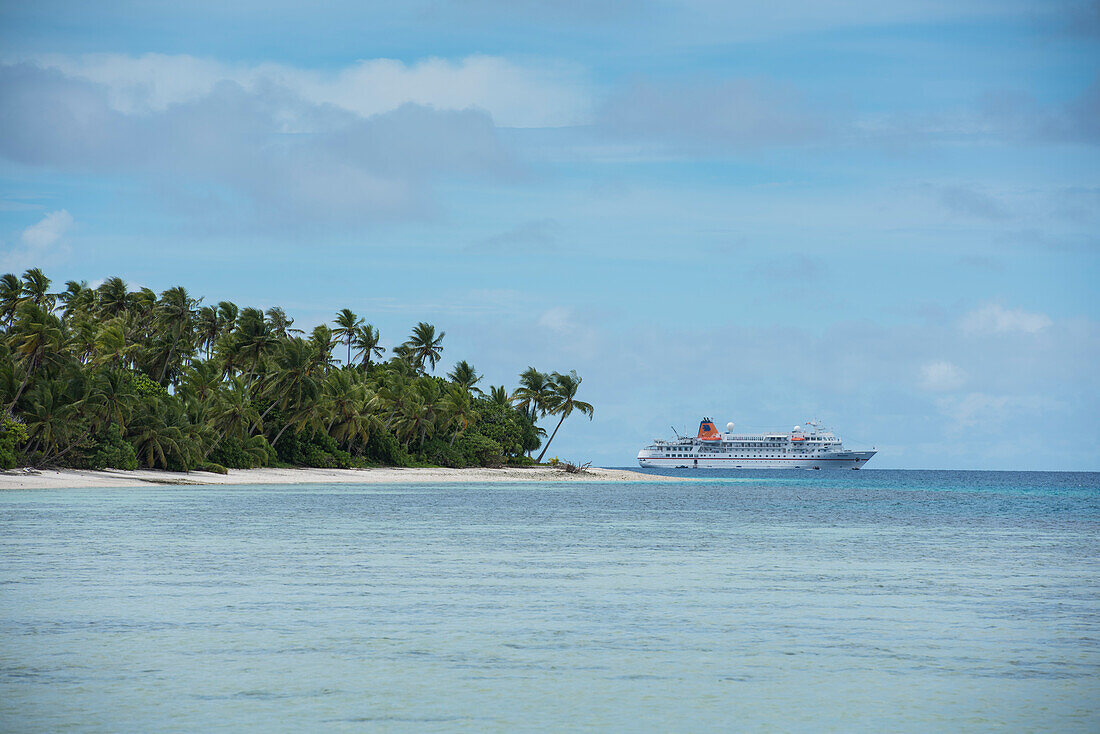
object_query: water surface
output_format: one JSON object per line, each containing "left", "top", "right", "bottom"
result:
{"left": 2, "top": 470, "right": 1098, "bottom": 731}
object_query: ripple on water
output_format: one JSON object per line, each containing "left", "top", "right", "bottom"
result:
{"left": 1, "top": 471, "right": 1098, "bottom": 731}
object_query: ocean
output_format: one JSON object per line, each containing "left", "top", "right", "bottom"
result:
{"left": 2, "top": 470, "right": 1098, "bottom": 731}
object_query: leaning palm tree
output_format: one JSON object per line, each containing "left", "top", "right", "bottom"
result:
{"left": 535, "top": 370, "right": 594, "bottom": 463}
{"left": 403, "top": 322, "right": 445, "bottom": 373}
{"left": 332, "top": 308, "right": 364, "bottom": 366}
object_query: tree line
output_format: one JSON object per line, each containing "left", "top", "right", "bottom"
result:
{"left": 0, "top": 268, "right": 593, "bottom": 472}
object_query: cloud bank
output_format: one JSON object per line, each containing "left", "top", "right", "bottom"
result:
{"left": 0, "top": 62, "right": 519, "bottom": 227}
{"left": 24, "top": 53, "right": 589, "bottom": 128}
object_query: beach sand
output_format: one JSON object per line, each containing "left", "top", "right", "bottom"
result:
{"left": 0, "top": 465, "right": 671, "bottom": 489}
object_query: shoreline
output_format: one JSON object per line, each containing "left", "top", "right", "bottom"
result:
{"left": 0, "top": 465, "right": 673, "bottom": 490}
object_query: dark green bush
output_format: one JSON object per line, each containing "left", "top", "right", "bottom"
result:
{"left": 0, "top": 417, "right": 27, "bottom": 470}
{"left": 419, "top": 437, "right": 466, "bottom": 468}
{"left": 274, "top": 428, "right": 351, "bottom": 468}
{"left": 455, "top": 432, "right": 504, "bottom": 467}
{"left": 86, "top": 423, "right": 138, "bottom": 470}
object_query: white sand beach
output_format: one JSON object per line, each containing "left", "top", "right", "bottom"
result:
{"left": 0, "top": 465, "right": 671, "bottom": 489}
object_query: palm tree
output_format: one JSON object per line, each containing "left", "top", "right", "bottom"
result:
{"left": 20, "top": 381, "right": 78, "bottom": 463}
{"left": 262, "top": 338, "right": 323, "bottom": 447}
{"left": 441, "top": 385, "right": 476, "bottom": 447}
{"left": 155, "top": 286, "right": 198, "bottom": 384}
{"left": 322, "top": 370, "right": 380, "bottom": 452}
{"left": 403, "top": 322, "right": 445, "bottom": 373}
{"left": 447, "top": 360, "right": 483, "bottom": 394}
{"left": 95, "top": 277, "right": 130, "bottom": 319}
{"left": 511, "top": 367, "right": 551, "bottom": 421}
{"left": 351, "top": 324, "right": 384, "bottom": 369}
{"left": 21, "top": 268, "right": 53, "bottom": 310}
{"left": 266, "top": 307, "right": 300, "bottom": 338}
{"left": 205, "top": 376, "right": 261, "bottom": 459}
{"left": 235, "top": 308, "right": 277, "bottom": 384}
{"left": 217, "top": 301, "right": 239, "bottom": 334}
{"left": 6, "top": 303, "right": 63, "bottom": 410}
{"left": 0, "top": 273, "right": 22, "bottom": 325}
{"left": 128, "top": 399, "right": 189, "bottom": 469}
{"left": 180, "top": 360, "right": 222, "bottom": 404}
{"left": 93, "top": 318, "right": 138, "bottom": 369}
{"left": 84, "top": 368, "right": 137, "bottom": 433}
{"left": 535, "top": 370, "right": 594, "bottom": 463}
{"left": 488, "top": 385, "right": 511, "bottom": 407}
{"left": 58, "top": 280, "right": 94, "bottom": 319}
{"left": 195, "top": 306, "right": 219, "bottom": 358}
{"left": 332, "top": 308, "right": 364, "bottom": 366}
{"left": 309, "top": 325, "right": 338, "bottom": 371}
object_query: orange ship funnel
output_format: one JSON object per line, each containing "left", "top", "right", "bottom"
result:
{"left": 697, "top": 418, "right": 721, "bottom": 441}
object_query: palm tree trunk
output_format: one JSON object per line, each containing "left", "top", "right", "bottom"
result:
{"left": 271, "top": 420, "right": 295, "bottom": 448}
{"left": 6, "top": 351, "right": 40, "bottom": 413}
{"left": 535, "top": 412, "right": 568, "bottom": 463}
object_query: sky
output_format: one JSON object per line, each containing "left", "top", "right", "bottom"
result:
{"left": 0, "top": 0, "right": 1097, "bottom": 469}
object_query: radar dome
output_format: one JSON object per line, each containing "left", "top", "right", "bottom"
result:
{"left": 726, "top": 422, "right": 734, "bottom": 432}
{"left": 793, "top": 425, "right": 801, "bottom": 432}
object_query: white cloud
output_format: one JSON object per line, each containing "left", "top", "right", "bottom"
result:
{"left": 1, "top": 210, "right": 74, "bottom": 272}
{"left": 960, "top": 303, "right": 1053, "bottom": 335}
{"left": 919, "top": 360, "right": 966, "bottom": 391}
{"left": 24, "top": 53, "right": 590, "bottom": 128}
{"left": 538, "top": 306, "right": 575, "bottom": 334}
{"left": 935, "top": 391, "right": 1061, "bottom": 432}
{"left": 0, "top": 63, "right": 518, "bottom": 228}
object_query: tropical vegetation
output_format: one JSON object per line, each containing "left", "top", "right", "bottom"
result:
{"left": 0, "top": 268, "right": 594, "bottom": 472}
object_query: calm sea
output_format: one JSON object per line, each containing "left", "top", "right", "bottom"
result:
{"left": 1, "top": 470, "right": 1098, "bottom": 732}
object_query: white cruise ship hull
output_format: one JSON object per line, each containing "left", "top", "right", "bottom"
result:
{"left": 637, "top": 451, "right": 875, "bottom": 470}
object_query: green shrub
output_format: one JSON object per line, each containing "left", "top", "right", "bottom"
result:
{"left": 197, "top": 462, "right": 228, "bottom": 474}
{"left": 274, "top": 428, "right": 351, "bottom": 468}
{"left": 455, "top": 432, "right": 504, "bottom": 467}
{"left": 419, "top": 437, "right": 465, "bottom": 468}
{"left": 361, "top": 429, "right": 410, "bottom": 466}
{"left": 86, "top": 423, "right": 138, "bottom": 470}
{"left": 473, "top": 400, "right": 540, "bottom": 458}
{"left": 209, "top": 435, "right": 272, "bottom": 469}
{"left": 0, "top": 417, "right": 28, "bottom": 470}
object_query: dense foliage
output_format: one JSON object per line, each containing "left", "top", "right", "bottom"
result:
{"left": 0, "top": 269, "right": 594, "bottom": 471}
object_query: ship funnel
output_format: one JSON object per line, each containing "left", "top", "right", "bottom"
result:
{"left": 697, "top": 418, "right": 721, "bottom": 441}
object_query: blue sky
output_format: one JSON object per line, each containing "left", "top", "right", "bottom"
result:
{"left": 1, "top": 0, "right": 1098, "bottom": 469}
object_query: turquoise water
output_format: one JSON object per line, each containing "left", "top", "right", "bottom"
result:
{"left": 2, "top": 470, "right": 1098, "bottom": 732}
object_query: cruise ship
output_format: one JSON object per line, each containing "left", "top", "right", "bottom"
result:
{"left": 637, "top": 418, "right": 875, "bottom": 469}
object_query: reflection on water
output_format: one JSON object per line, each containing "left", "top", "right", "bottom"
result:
{"left": 2, "top": 471, "right": 1099, "bottom": 731}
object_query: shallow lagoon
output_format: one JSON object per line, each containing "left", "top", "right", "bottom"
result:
{"left": 2, "top": 470, "right": 1098, "bottom": 731}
